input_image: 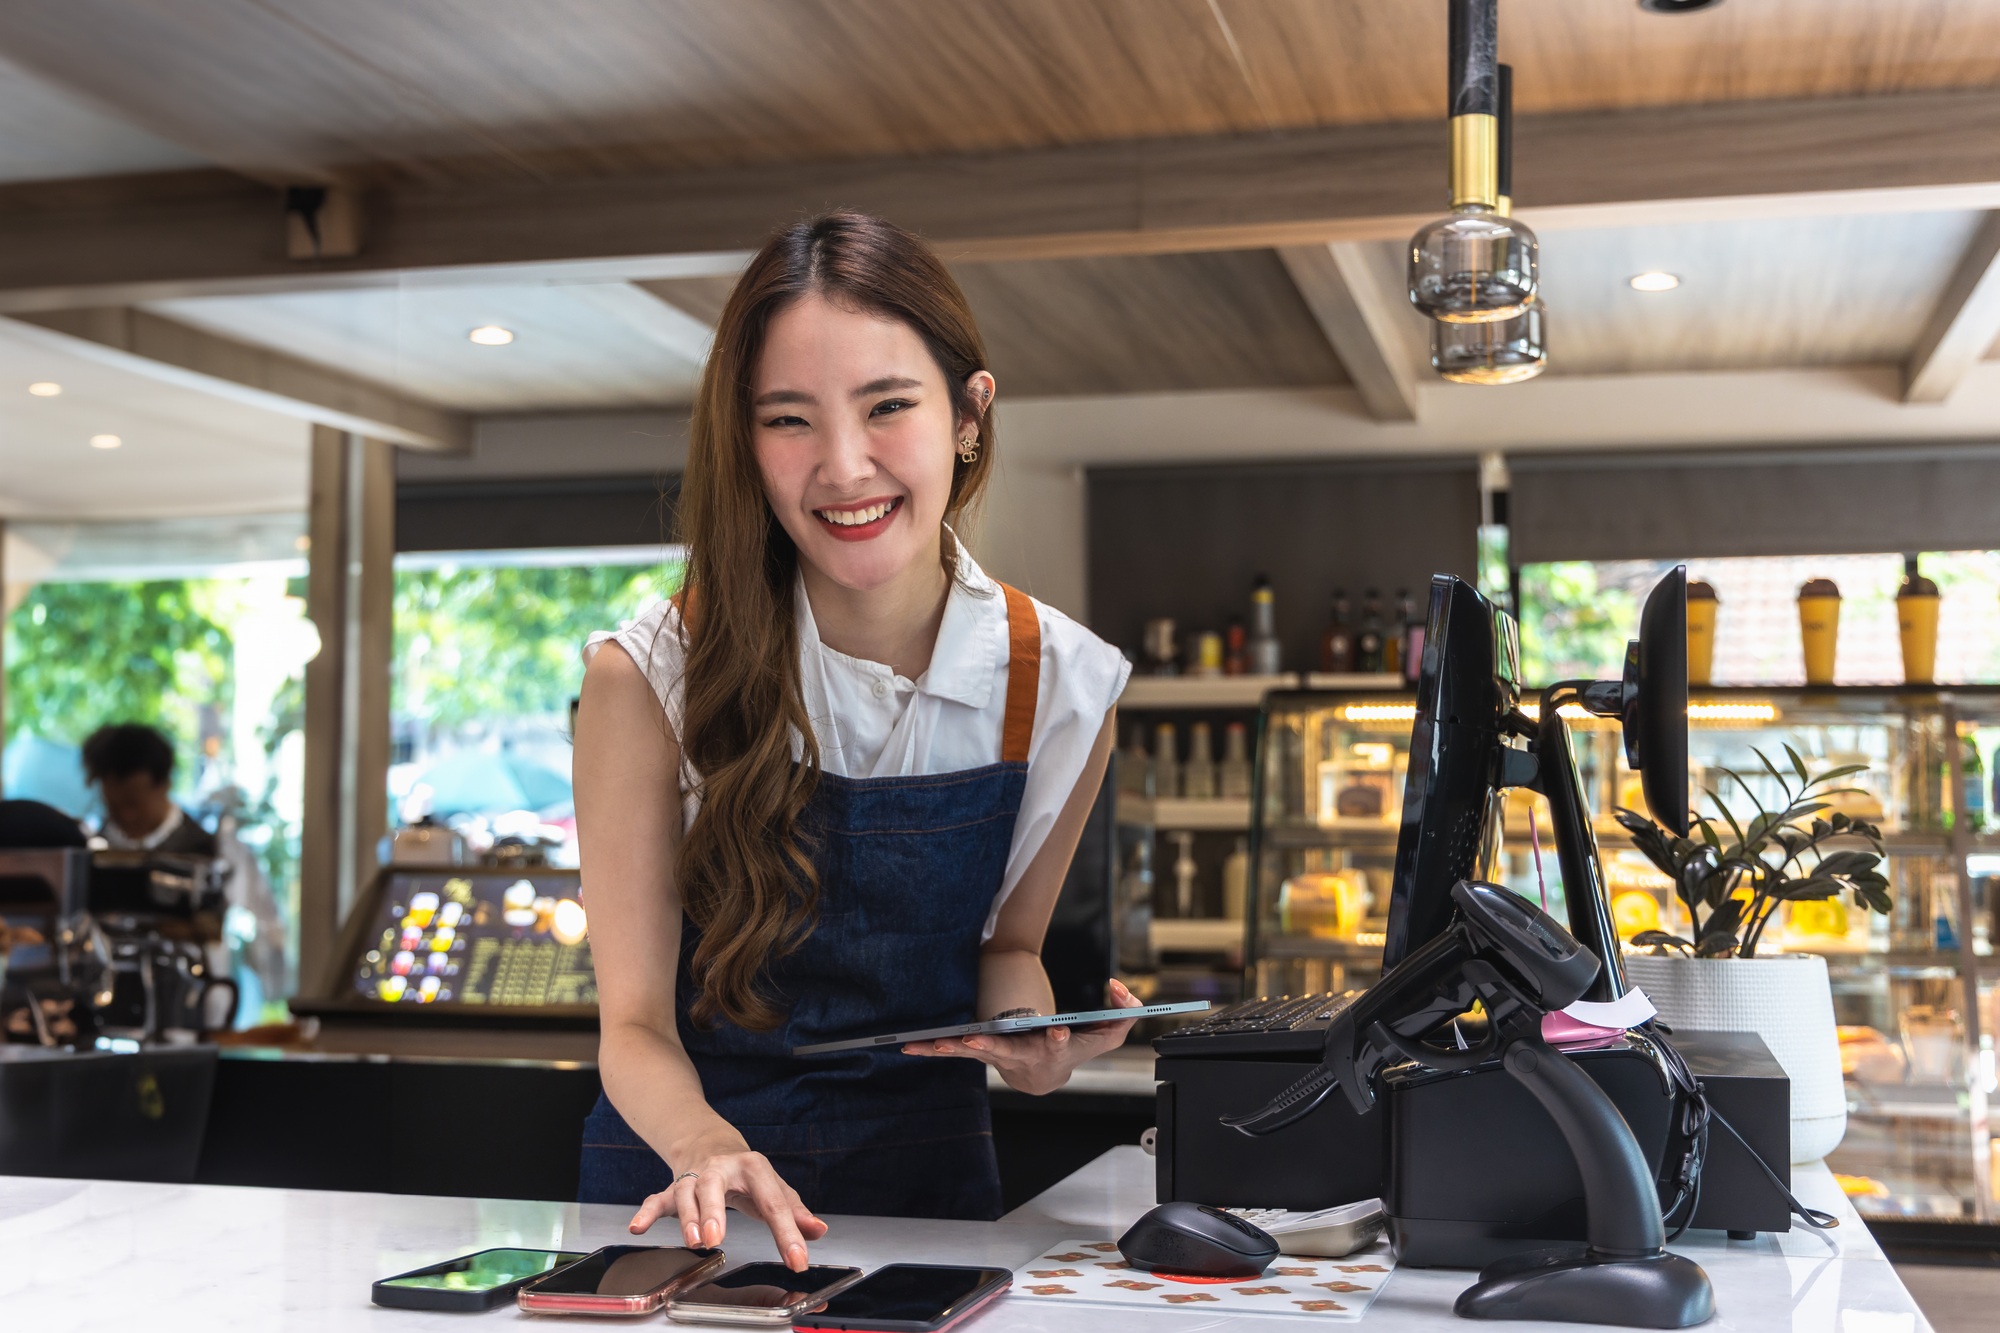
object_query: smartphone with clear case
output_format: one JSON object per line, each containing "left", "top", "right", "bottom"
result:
{"left": 666, "top": 1262, "right": 865, "bottom": 1325}
{"left": 517, "top": 1244, "right": 725, "bottom": 1316}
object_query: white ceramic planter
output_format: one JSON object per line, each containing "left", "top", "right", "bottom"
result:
{"left": 1622, "top": 952, "right": 1846, "bottom": 1164}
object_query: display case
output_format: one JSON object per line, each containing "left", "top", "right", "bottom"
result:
{"left": 1111, "top": 674, "right": 1400, "bottom": 1009}
{"left": 294, "top": 866, "right": 597, "bottom": 1025}
{"left": 1243, "top": 684, "right": 1999, "bottom": 1224}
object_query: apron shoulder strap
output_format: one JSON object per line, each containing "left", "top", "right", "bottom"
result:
{"left": 998, "top": 583, "right": 1042, "bottom": 766}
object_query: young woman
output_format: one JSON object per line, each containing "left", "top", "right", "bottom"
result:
{"left": 573, "top": 212, "right": 1135, "bottom": 1269}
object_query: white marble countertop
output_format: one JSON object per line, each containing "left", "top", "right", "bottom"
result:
{"left": 0, "top": 1146, "right": 1931, "bottom": 1332}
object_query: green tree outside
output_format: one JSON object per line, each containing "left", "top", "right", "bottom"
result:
{"left": 4, "top": 579, "right": 233, "bottom": 763}
{"left": 393, "top": 558, "right": 682, "bottom": 736}
{"left": 1518, "top": 562, "right": 1638, "bottom": 686}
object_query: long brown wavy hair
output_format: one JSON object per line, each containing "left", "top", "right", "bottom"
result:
{"left": 675, "top": 211, "right": 997, "bottom": 1030}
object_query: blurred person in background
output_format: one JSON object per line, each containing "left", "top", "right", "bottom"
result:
{"left": 81, "top": 723, "right": 217, "bottom": 856}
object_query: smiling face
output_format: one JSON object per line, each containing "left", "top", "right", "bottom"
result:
{"left": 751, "top": 293, "right": 988, "bottom": 594}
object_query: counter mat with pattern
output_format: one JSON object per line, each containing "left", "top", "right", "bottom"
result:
{"left": 1008, "top": 1239, "right": 1395, "bottom": 1320}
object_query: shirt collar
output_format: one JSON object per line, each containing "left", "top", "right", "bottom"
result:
{"left": 102, "top": 803, "right": 184, "bottom": 851}
{"left": 919, "top": 546, "right": 1006, "bottom": 709}
{"left": 793, "top": 539, "right": 1008, "bottom": 710}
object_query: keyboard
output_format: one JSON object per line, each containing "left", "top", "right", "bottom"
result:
{"left": 1151, "top": 991, "right": 1359, "bottom": 1058}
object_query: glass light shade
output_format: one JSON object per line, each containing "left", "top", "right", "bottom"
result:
{"left": 1408, "top": 206, "right": 1539, "bottom": 323}
{"left": 1433, "top": 298, "right": 1546, "bottom": 384}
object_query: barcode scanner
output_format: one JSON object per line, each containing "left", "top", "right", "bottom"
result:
{"left": 1225, "top": 880, "right": 1715, "bottom": 1330}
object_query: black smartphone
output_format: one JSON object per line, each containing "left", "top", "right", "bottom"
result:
{"left": 792, "top": 1264, "right": 1011, "bottom": 1333}
{"left": 666, "top": 1261, "right": 865, "bottom": 1325}
{"left": 372, "top": 1247, "right": 587, "bottom": 1311}
{"left": 517, "top": 1244, "right": 726, "bottom": 1316}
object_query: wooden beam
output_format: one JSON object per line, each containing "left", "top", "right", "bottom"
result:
{"left": 298, "top": 427, "right": 395, "bottom": 997}
{"left": 3, "top": 87, "right": 2000, "bottom": 306}
{"left": 3, "top": 306, "right": 468, "bottom": 450}
{"left": 1278, "top": 243, "right": 1422, "bottom": 421}
{"left": 1904, "top": 211, "right": 2000, "bottom": 403}
{"left": 296, "top": 426, "right": 345, "bottom": 997}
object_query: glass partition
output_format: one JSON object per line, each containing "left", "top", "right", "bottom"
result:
{"left": 388, "top": 545, "right": 683, "bottom": 868}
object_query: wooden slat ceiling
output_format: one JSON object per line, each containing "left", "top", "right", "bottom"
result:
{"left": 636, "top": 276, "right": 737, "bottom": 329}
{"left": 2, "top": 2, "right": 1997, "bottom": 421}
{"left": 950, "top": 250, "right": 1345, "bottom": 397}
{"left": 484, "top": 250, "right": 1347, "bottom": 402}
{"left": 0, "top": 1, "right": 1997, "bottom": 184}
{"left": 1534, "top": 211, "right": 1988, "bottom": 377}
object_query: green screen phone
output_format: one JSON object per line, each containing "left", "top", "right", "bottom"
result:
{"left": 373, "top": 1247, "right": 587, "bottom": 1311}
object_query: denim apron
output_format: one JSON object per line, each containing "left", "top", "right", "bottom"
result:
{"left": 578, "top": 584, "right": 1044, "bottom": 1221}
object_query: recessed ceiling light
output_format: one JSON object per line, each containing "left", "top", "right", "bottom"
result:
{"left": 89, "top": 433, "right": 122, "bottom": 450}
{"left": 468, "top": 325, "right": 514, "bottom": 345}
{"left": 27, "top": 381, "right": 61, "bottom": 396}
{"left": 1629, "top": 271, "right": 1681, "bottom": 292}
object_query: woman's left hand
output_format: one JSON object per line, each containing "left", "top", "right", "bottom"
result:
{"left": 903, "top": 977, "right": 1145, "bottom": 1096}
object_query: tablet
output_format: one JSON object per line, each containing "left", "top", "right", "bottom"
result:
{"left": 791, "top": 1001, "right": 1209, "bottom": 1055}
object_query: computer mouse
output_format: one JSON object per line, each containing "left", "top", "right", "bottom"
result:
{"left": 1117, "top": 1201, "right": 1279, "bottom": 1279}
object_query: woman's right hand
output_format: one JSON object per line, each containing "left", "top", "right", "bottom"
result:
{"left": 627, "top": 1143, "right": 829, "bottom": 1271}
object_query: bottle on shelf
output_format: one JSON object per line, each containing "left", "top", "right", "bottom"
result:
{"left": 1117, "top": 838, "right": 1155, "bottom": 972}
{"left": 1962, "top": 727, "right": 1986, "bottom": 833}
{"left": 1170, "top": 830, "right": 1199, "bottom": 918}
{"left": 1219, "top": 721, "right": 1253, "bottom": 800}
{"left": 1142, "top": 617, "right": 1179, "bottom": 677}
{"left": 1222, "top": 836, "right": 1250, "bottom": 923}
{"left": 1223, "top": 617, "right": 1249, "bottom": 676}
{"left": 1355, "top": 589, "right": 1386, "bottom": 674}
{"left": 1317, "top": 589, "right": 1354, "bottom": 673}
{"left": 1183, "top": 722, "right": 1217, "bottom": 800}
{"left": 1152, "top": 721, "right": 1180, "bottom": 801}
{"left": 1991, "top": 750, "right": 2000, "bottom": 838}
{"left": 1190, "top": 630, "right": 1224, "bottom": 677}
{"left": 1119, "top": 726, "right": 1153, "bottom": 798}
{"left": 1399, "top": 589, "right": 1425, "bottom": 685}
{"left": 1248, "top": 575, "right": 1283, "bottom": 676}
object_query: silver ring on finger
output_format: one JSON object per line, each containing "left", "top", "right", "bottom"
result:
{"left": 675, "top": 1171, "right": 699, "bottom": 1185}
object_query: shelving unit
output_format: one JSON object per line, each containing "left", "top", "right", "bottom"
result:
{"left": 1118, "top": 673, "right": 1403, "bottom": 710}
{"left": 1118, "top": 674, "right": 1295, "bottom": 709}
{"left": 1112, "top": 674, "right": 1294, "bottom": 1001}
{"left": 1234, "top": 683, "right": 2000, "bottom": 1224}
{"left": 1113, "top": 795, "right": 1249, "bottom": 831}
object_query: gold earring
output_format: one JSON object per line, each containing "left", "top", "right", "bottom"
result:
{"left": 958, "top": 434, "right": 979, "bottom": 463}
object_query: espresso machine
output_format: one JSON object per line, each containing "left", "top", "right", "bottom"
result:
{"left": 0, "top": 845, "right": 227, "bottom": 1184}
{"left": 1, "top": 847, "right": 235, "bottom": 1045}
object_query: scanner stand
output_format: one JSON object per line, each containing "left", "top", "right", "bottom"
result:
{"left": 1450, "top": 1032, "right": 1712, "bottom": 1327}
{"left": 1224, "top": 880, "right": 1715, "bottom": 1329}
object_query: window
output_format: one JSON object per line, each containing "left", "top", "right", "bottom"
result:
{"left": 389, "top": 546, "right": 684, "bottom": 868}
{"left": 3, "top": 516, "right": 314, "bottom": 1022}
{"left": 1519, "top": 552, "right": 2000, "bottom": 687}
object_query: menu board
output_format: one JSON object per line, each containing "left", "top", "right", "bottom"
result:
{"left": 352, "top": 872, "right": 597, "bottom": 1008}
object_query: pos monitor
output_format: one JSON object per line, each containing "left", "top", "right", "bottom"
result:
{"left": 1382, "top": 568, "right": 1688, "bottom": 1003}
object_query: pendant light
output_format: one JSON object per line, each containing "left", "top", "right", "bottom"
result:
{"left": 1434, "top": 64, "right": 1548, "bottom": 383}
{"left": 1408, "top": 0, "right": 1538, "bottom": 324}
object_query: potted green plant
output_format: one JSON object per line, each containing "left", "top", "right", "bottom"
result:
{"left": 1616, "top": 746, "right": 1890, "bottom": 1163}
